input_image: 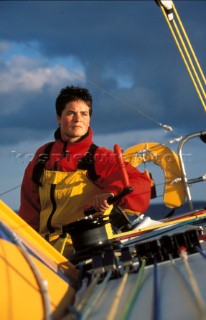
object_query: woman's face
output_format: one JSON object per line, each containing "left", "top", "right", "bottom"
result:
{"left": 56, "top": 100, "right": 91, "bottom": 143}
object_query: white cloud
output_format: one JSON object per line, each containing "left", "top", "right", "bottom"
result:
{"left": 0, "top": 41, "right": 11, "bottom": 53}
{"left": 0, "top": 45, "right": 86, "bottom": 115}
{"left": 102, "top": 66, "right": 134, "bottom": 89}
{"left": 0, "top": 54, "right": 86, "bottom": 94}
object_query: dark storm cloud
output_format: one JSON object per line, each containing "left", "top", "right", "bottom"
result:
{"left": 0, "top": 1, "right": 205, "bottom": 146}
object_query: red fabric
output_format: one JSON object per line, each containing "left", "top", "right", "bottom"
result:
{"left": 19, "top": 128, "right": 151, "bottom": 231}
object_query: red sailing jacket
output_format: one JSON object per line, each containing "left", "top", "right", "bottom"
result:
{"left": 19, "top": 128, "right": 151, "bottom": 232}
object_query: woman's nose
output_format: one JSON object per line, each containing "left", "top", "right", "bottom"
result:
{"left": 74, "top": 113, "right": 81, "bottom": 121}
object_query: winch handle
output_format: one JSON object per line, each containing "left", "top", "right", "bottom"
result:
{"left": 84, "top": 144, "right": 133, "bottom": 216}
{"left": 114, "top": 144, "right": 131, "bottom": 188}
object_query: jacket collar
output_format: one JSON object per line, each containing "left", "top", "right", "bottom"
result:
{"left": 54, "top": 127, "right": 93, "bottom": 152}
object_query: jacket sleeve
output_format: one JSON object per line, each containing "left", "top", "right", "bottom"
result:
{"left": 94, "top": 147, "right": 151, "bottom": 213}
{"left": 18, "top": 156, "right": 41, "bottom": 232}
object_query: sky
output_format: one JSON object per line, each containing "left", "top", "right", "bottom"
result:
{"left": 0, "top": 0, "right": 206, "bottom": 212}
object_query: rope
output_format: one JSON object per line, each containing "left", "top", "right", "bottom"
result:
{"left": 106, "top": 267, "right": 130, "bottom": 320}
{"left": 195, "top": 245, "right": 206, "bottom": 260}
{"left": 173, "top": 3, "right": 206, "bottom": 85}
{"left": 116, "top": 211, "right": 206, "bottom": 242}
{"left": 0, "top": 221, "right": 52, "bottom": 320}
{"left": 121, "top": 258, "right": 146, "bottom": 320}
{"left": 152, "top": 257, "right": 160, "bottom": 320}
{"left": 172, "top": 18, "right": 206, "bottom": 108}
{"left": 158, "top": 0, "right": 206, "bottom": 111}
{"left": 179, "top": 247, "right": 206, "bottom": 320}
{"left": 170, "top": 252, "right": 206, "bottom": 320}
{"left": 173, "top": 18, "right": 205, "bottom": 99}
{"left": 82, "top": 270, "right": 112, "bottom": 320}
{"left": 73, "top": 272, "right": 102, "bottom": 316}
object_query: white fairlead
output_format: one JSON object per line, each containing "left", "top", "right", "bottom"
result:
{"left": 160, "top": 0, "right": 174, "bottom": 21}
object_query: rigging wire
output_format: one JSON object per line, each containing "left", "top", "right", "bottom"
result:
{"left": 0, "top": 184, "right": 21, "bottom": 197}
{"left": 1, "top": 0, "right": 204, "bottom": 196}
{"left": 0, "top": 26, "right": 180, "bottom": 137}
{"left": 0, "top": 23, "right": 182, "bottom": 197}
{"left": 172, "top": 3, "right": 205, "bottom": 86}
{"left": 157, "top": 0, "right": 206, "bottom": 111}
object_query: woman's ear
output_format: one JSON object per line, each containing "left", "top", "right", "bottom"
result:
{"left": 56, "top": 114, "right": 61, "bottom": 125}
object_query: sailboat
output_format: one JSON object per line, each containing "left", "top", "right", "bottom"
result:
{"left": 0, "top": 1, "right": 206, "bottom": 319}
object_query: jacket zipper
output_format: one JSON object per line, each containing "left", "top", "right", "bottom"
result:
{"left": 46, "top": 184, "right": 57, "bottom": 233}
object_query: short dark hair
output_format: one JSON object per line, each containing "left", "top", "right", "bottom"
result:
{"left": 55, "top": 85, "right": 93, "bottom": 116}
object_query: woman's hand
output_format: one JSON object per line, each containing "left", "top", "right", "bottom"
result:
{"left": 91, "top": 193, "right": 114, "bottom": 212}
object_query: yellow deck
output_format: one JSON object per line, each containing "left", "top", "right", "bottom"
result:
{"left": 0, "top": 200, "right": 78, "bottom": 320}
